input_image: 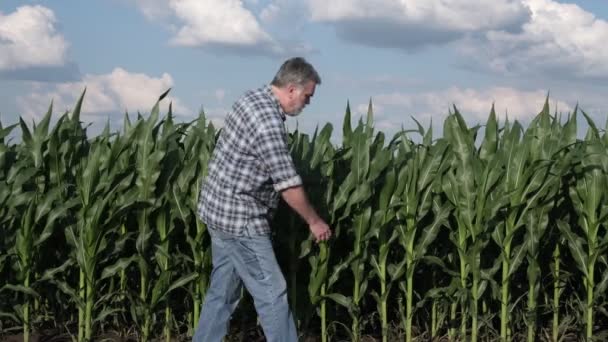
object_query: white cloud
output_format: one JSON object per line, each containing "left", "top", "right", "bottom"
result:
{"left": 129, "top": 0, "right": 312, "bottom": 55}
{"left": 309, "top": 0, "right": 528, "bottom": 31}
{"left": 260, "top": 3, "right": 281, "bottom": 23}
{"left": 306, "top": 0, "right": 608, "bottom": 79}
{"left": 307, "top": 0, "right": 530, "bottom": 48}
{"left": 17, "top": 68, "right": 192, "bottom": 123}
{"left": 0, "top": 5, "right": 69, "bottom": 70}
{"left": 169, "top": 0, "right": 273, "bottom": 47}
{"left": 129, "top": 0, "right": 172, "bottom": 20}
{"left": 460, "top": 0, "right": 608, "bottom": 78}
{"left": 359, "top": 87, "right": 572, "bottom": 128}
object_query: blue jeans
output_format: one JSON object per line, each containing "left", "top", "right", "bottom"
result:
{"left": 193, "top": 229, "right": 297, "bottom": 342}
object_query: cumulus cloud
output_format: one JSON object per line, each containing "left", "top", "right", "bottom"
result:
{"left": 129, "top": 0, "right": 311, "bottom": 55}
{"left": 306, "top": 0, "right": 608, "bottom": 79}
{"left": 354, "top": 87, "right": 572, "bottom": 131}
{"left": 260, "top": 0, "right": 308, "bottom": 27}
{"left": 307, "top": 0, "right": 530, "bottom": 48}
{"left": 128, "top": 0, "right": 172, "bottom": 20}
{"left": 169, "top": 0, "right": 272, "bottom": 46}
{"left": 17, "top": 68, "right": 192, "bottom": 123}
{"left": 0, "top": 6, "right": 70, "bottom": 71}
{"left": 260, "top": 3, "right": 281, "bottom": 23}
{"left": 459, "top": 0, "right": 608, "bottom": 78}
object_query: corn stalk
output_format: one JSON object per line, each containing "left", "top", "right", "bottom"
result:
{"left": 67, "top": 122, "right": 139, "bottom": 341}
{"left": 520, "top": 104, "right": 576, "bottom": 341}
{"left": 369, "top": 164, "right": 397, "bottom": 342}
{"left": 558, "top": 111, "right": 608, "bottom": 340}
{"left": 300, "top": 121, "right": 337, "bottom": 341}
{"left": 169, "top": 112, "right": 215, "bottom": 334}
{"left": 442, "top": 107, "right": 504, "bottom": 342}
{"left": 329, "top": 102, "right": 391, "bottom": 341}
{"left": 392, "top": 122, "right": 450, "bottom": 342}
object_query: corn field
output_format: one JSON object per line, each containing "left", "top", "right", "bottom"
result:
{"left": 1, "top": 90, "right": 608, "bottom": 341}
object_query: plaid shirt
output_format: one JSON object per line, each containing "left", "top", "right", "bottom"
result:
{"left": 197, "top": 85, "right": 302, "bottom": 236}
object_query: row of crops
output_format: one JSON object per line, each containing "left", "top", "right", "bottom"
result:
{"left": 1, "top": 90, "right": 607, "bottom": 341}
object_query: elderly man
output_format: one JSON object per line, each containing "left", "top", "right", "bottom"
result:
{"left": 194, "top": 57, "right": 332, "bottom": 342}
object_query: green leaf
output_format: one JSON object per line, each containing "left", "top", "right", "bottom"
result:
{"left": 368, "top": 148, "right": 391, "bottom": 182}
{"left": 507, "top": 244, "right": 527, "bottom": 278}
{"left": 299, "top": 238, "right": 313, "bottom": 259}
{"left": 150, "top": 270, "right": 172, "bottom": 307}
{"left": 0, "top": 123, "right": 17, "bottom": 141}
{"left": 1, "top": 284, "right": 39, "bottom": 297}
{"left": 414, "top": 202, "right": 450, "bottom": 258}
{"left": 479, "top": 105, "right": 498, "bottom": 161}
{"left": 325, "top": 293, "right": 354, "bottom": 311}
{"left": 557, "top": 220, "right": 589, "bottom": 279}
{"left": 332, "top": 172, "right": 355, "bottom": 213}
{"left": 39, "top": 260, "right": 74, "bottom": 281}
{"left": 94, "top": 308, "right": 122, "bottom": 324}
{"left": 101, "top": 256, "right": 138, "bottom": 280}
{"left": 343, "top": 101, "right": 352, "bottom": 146}
{"left": 596, "top": 267, "right": 608, "bottom": 300}
{"left": 166, "top": 272, "right": 199, "bottom": 294}
{"left": 351, "top": 126, "right": 370, "bottom": 183}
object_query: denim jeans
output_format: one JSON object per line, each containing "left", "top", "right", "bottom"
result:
{"left": 193, "top": 228, "right": 297, "bottom": 342}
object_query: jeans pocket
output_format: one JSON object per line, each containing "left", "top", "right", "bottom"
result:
{"left": 235, "top": 239, "right": 266, "bottom": 281}
{"left": 209, "top": 232, "right": 225, "bottom": 249}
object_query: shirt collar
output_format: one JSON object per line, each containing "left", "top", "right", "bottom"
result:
{"left": 264, "top": 85, "right": 287, "bottom": 121}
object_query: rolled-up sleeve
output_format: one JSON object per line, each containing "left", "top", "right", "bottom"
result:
{"left": 254, "top": 121, "right": 302, "bottom": 192}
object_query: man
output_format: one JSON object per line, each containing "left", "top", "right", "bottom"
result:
{"left": 194, "top": 57, "right": 332, "bottom": 342}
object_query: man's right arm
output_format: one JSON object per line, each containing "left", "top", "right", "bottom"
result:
{"left": 250, "top": 115, "right": 331, "bottom": 242}
{"left": 281, "top": 185, "right": 331, "bottom": 242}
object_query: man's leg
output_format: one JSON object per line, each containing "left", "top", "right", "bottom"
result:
{"left": 229, "top": 235, "right": 298, "bottom": 342}
{"left": 193, "top": 233, "right": 243, "bottom": 342}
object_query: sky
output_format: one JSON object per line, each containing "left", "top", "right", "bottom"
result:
{"left": 1, "top": 0, "right": 608, "bottom": 139}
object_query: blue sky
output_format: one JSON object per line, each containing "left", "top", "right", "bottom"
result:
{"left": 1, "top": 0, "right": 607, "bottom": 138}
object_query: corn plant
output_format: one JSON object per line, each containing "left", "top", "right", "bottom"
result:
{"left": 153, "top": 111, "right": 181, "bottom": 342}
{"left": 442, "top": 108, "right": 505, "bottom": 342}
{"left": 0, "top": 121, "right": 16, "bottom": 226}
{"left": 151, "top": 109, "right": 199, "bottom": 342}
{"left": 66, "top": 124, "right": 138, "bottom": 341}
{"left": 0, "top": 120, "right": 24, "bottom": 331}
{"left": 326, "top": 102, "right": 393, "bottom": 341}
{"left": 0, "top": 121, "right": 16, "bottom": 300}
{"left": 301, "top": 121, "right": 339, "bottom": 342}
{"left": 519, "top": 104, "right": 577, "bottom": 341}
{"left": 286, "top": 122, "right": 334, "bottom": 328}
{"left": 127, "top": 95, "right": 196, "bottom": 341}
{"left": 170, "top": 113, "right": 216, "bottom": 334}
{"left": 344, "top": 114, "right": 377, "bottom": 341}
{"left": 130, "top": 93, "right": 167, "bottom": 341}
{"left": 369, "top": 163, "right": 397, "bottom": 342}
{"left": 4, "top": 103, "right": 81, "bottom": 342}
{"left": 286, "top": 128, "right": 311, "bottom": 323}
{"left": 558, "top": 112, "right": 608, "bottom": 340}
{"left": 391, "top": 123, "right": 451, "bottom": 342}
{"left": 492, "top": 106, "right": 568, "bottom": 341}
{"left": 2, "top": 93, "right": 608, "bottom": 340}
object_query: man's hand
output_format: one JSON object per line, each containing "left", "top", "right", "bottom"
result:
{"left": 280, "top": 185, "right": 332, "bottom": 243}
{"left": 309, "top": 219, "right": 331, "bottom": 243}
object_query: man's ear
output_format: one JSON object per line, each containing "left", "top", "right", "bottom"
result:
{"left": 285, "top": 84, "right": 297, "bottom": 99}
{"left": 289, "top": 83, "right": 301, "bottom": 93}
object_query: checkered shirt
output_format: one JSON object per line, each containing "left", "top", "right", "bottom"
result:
{"left": 197, "top": 85, "right": 302, "bottom": 236}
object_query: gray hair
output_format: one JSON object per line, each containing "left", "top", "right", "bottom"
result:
{"left": 271, "top": 57, "right": 321, "bottom": 88}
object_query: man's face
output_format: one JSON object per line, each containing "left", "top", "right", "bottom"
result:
{"left": 286, "top": 81, "right": 316, "bottom": 116}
